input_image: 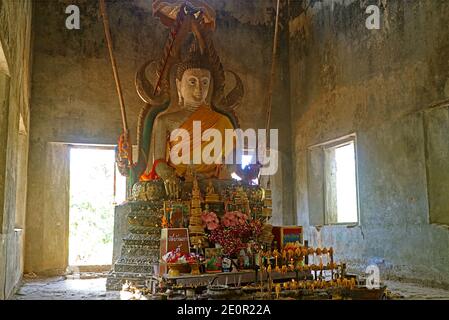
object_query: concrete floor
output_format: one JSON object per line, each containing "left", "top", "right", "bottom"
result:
{"left": 12, "top": 277, "right": 120, "bottom": 300}
{"left": 9, "top": 276, "right": 449, "bottom": 300}
{"left": 383, "top": 281, "right": 449, "bottom": 300}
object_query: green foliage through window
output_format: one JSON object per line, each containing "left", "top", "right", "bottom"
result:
{"left": 69, "top": 148, "right": 117, "bottom": 266}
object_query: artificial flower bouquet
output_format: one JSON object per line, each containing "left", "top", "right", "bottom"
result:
{"left": 201, "top": 210, "right": 263, "bottom": 257}
{"left": 201, "top": 211, "right": 220, "bottom": 230}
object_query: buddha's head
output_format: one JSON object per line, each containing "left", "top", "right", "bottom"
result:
{"left": 176, "top": 68, "right": 211, "bottom": 107}
{"left": 136, "top": 32, "right": 244, "bottom": 118}
{"left": 176, "top": 44, "right": 212, "bottom": 108}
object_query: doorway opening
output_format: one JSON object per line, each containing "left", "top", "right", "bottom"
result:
{"left": 68, "top": 146, "right": 126, "bottom": 267}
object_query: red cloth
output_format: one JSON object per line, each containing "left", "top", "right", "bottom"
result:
{"left": 140, "top": 159, "right": 165, "bottom": 181}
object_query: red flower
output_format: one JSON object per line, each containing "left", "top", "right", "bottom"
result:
{"left": 208, "top": 215, "right": 263, "bottom": 256}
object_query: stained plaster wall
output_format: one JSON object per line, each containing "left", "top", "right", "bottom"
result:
{"left": 0, "top": 0, "right": 33, "bottom": 299}
{"left": 289, "top": 0, "right": 449, "bottom": 287}
{"left": 27, "top": 0, "right": 293, "bottom": 275}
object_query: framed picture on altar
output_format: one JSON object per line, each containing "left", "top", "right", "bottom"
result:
{"left": 272, "top": 226, "right": 303, "bottom": 250}
{"left": 164, "top": 201, "right": 190, "bottom": 228}
{"left": 205, "top": 248, "right": 222, "bottom": 273}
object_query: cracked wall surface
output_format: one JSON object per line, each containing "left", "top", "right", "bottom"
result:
{"left": 289, "top": 0, "right": 449, "bottom": 287}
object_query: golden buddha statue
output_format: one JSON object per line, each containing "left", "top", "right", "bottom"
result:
{"left": 205, "top": 180, "right": 219, "bottom": 203}
{"left": 206, "top": 180, "right": 215, "bottom": 195}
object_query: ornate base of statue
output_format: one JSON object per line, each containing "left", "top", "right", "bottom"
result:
{"left": 106, "top": 181, "right": 166, "bottom": 291}
{"left": 106, "top": 178, "right": 270, "bottom": 290}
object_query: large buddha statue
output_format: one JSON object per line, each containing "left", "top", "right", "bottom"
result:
{"left": 142, "top": 45, "right": 238, "bottom": 195}
{"left": 107, "top": 1, "right": 268, "bottom": 291}
{"left": 116, "top": 3, "right": 244, "bottom": 198}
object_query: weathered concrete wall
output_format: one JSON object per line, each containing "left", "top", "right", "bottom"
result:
{"left": 289, "top": 0, "right": 449, "bottom": 287}
{"left": 0, "top": 0, "right": 33, "bottom": 299}
{"left": 27, "top": 0, "right": 293, "bottom": 274}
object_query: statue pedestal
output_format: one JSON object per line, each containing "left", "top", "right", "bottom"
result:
{"left": 111, "top": 204, "right": 129, "bottom": 265}
{"left": 106, "top": 200, "right": 163, "bottom": 291}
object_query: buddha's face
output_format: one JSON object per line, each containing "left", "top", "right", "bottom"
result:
{"left": 176, "top": 68, "right": 211, "bottom": 107}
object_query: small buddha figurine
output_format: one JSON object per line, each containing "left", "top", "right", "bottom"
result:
{"left": 205, "top": 181, "right": 219, "bottom": 202}
{"left": 206, "top": 180, "right": 214, "bottom": 195}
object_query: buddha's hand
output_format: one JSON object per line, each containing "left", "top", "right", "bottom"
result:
{"left": 155, "top": 162, "right": 180, "bottom": 199}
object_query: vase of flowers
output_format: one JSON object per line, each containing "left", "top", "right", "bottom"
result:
{"left": 162, "top": 247, "right": 201, "bottom": 276}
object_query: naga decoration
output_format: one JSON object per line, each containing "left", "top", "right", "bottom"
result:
{"left": 115, "top": 0, "right": 245, "bottom": 192}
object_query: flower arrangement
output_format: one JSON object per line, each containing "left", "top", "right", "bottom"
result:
{"left": 201, "top": 211, "right": 220, "bottom": 231}
{"left": 222, "top": 211, "right": 249, "bottom": 227}
{"left": 207, "top": 211, "right": 263, "bottom": 256}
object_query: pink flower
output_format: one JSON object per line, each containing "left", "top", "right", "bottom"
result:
{"left": 201, "top": 211, "right": 219, "bottom": 231}
{"left": 223, "top": 218, "right": 232, "bottom": 227}
{"left": 207, "top": 221, "right": 219, "bottom": 230}
{"left": 222, "top": 211, "right": 249, "bottom": 227}
{"left": 203, "top": 215, "right": 213, "bottom": 223}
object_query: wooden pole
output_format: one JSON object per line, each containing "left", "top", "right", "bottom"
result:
{"left": 262, "top": 0, "right": 281, "bottom": 187}
{"left": 264, "top": 0, "right": 281, "bottom": 137}
{"left": 99, "top": 0, "right": 129, "bottom": 137}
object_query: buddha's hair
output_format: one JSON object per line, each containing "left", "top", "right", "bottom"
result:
{"left": 176, "top": 42, "right": 212, "bottom": 80}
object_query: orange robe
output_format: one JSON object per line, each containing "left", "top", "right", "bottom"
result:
{"left": 167, "top": 105, "right": 234, "bottom": 178}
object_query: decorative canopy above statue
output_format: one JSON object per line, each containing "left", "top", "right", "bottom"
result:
{"left": 152, "top": 0, "right": 216, "bottom": 30}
